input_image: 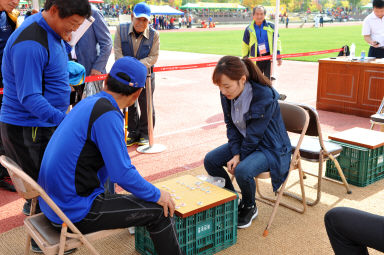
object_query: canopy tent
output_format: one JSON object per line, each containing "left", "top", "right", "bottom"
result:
{"left": 18, "top": 0, "right": 30, "bottom": 5}
{"left": 180, "top": 2, "right": 246, "bottom": 10}
{"left": 361, "top": 3, "right": 372, "bottom": 9}
{"left": 149, "top": 5, "right": 184, "bottom": 15}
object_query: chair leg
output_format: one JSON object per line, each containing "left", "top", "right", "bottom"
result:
{"left": 328, "top": 154, "right": 352, "bottom": 194}
{"left": 370, "top": 122, "right": 374, "bottom": 130}
{"left": 25, "top": 234, "right": 31, "bottom": 255}
{"left": 59, "top": 223, "right": 68, "bottom": 255}
{"left": 262, "top": 178, "right": 289, "bottom": 237}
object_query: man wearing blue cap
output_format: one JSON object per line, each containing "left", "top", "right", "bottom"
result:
{"left": 38, "top": 57, "right": 182, "bottom": 255}
{"left": 114, "top": 2, "right": 159, "bottom": 146}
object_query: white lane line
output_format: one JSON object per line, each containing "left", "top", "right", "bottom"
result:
{"left": 155, "top": 120, "right": 224, "bottom": 138}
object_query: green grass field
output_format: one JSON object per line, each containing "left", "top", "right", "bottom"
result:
{"left": 159, "top": 25, "right": 367, "bottom": 62}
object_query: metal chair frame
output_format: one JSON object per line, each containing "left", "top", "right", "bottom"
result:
{"left": 0, "top": 155, "right": 122, "bottom": 255}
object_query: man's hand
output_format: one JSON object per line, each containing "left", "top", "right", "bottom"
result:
{"left": 372, "top": 41, "right": 380, "bottom": 48}
{"left": 277, "top": 59, "right": 282, "bottom": 66}
{"left": 90, "top": 69, "right": 102, "bottom": 76}
{"left": 157, "top": 189, "right": 176, "bottom": 217}
{"left": 227, "top": 154, "right": 240, "bottom": 175}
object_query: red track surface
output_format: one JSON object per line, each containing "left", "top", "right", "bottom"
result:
{"left": 0, "top": 30, "right": 371, "bottom": 234}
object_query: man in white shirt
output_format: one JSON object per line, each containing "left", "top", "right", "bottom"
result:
{"left": 362, "top": 0, "right": 384, "bottom": 58}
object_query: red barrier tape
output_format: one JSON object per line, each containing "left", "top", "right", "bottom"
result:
{"left": 1, "top": 48, "right": 344, "bottom": 91}
{"left": 84, "top": 48, "right": 343, "bottom": 82}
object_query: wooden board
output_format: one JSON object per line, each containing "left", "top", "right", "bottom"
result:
{"left": 328, "top": 127, "right": 384, "bottom": 149}
{"left": 154, "top": 175, "right": 237, "bottom": 218}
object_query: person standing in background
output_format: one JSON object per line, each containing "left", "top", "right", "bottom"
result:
{"left": 114, "top": 2, "right": 159, "bottom": 146}
{"left": 242, "top": 5, "right": 282, "bottom": 80}
{"left": 362, "top": 0, "right": 384, "bottom": 58}
{"left": 74, "top": 3, "right": 112, "bottom": 96}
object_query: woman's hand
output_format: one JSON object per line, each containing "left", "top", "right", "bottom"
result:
{"left": 227, "top": 154, "right": 240, "bottom": 175}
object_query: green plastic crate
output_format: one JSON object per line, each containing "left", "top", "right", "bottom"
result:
{"left": 326, "top": 140, "right": 384, "bottom": 187}
{"left": 135, "top": 198, "right": 238, "bottom": 255}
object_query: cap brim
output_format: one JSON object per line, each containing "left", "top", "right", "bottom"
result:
{"left": 134, "top": 13, "right": 150, "bottom": 20}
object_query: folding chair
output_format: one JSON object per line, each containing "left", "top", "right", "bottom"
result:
{"left": 0, "top": 155, "right": 122, "bottom": 255}
{"left": 231, "top": 101, "right": 310, "bottom": 236}
{"left": 288, "top": 104, "right": 351, "bottom": 207}
{"left": 370, "top": 97, "right": 384, "bottom": 131}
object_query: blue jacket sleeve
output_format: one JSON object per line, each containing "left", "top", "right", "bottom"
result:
{"left": 91, "top": 9, "right": 112, "bottom": 73}
{"left": 221, "top": 94, "right": 243, "bottom": 156}
{"left": 12, "top": 41, "right": 66, "bottom": 125}
{"left": 92, "top": 111, "right": 160, "bottom": 203}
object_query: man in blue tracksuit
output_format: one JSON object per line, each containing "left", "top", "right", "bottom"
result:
{"left": 0, "top": 0, "right": 91, "bottom": 218}
{"left": 38, "top": 57, "right": 182, "bottom": 255}
{"left": 0, "top": 0, "right": 19, "bottom": 192}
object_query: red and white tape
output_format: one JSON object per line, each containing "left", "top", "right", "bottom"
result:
{"left": 0, "top": 48, "right": 343, "bottom": 93}
{"left": 84, "top": 48, "right": 343, "bottom": 82}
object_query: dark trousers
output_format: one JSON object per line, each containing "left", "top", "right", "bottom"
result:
{"left": 368, "top": 46, "right": 384, "bottom": 58}
{"left": 204, "top": 144, "right": 269, "bottom": 207}
{"left": 74, "top": 193, "right": 183, "bottom": 255}
{"left": 324, "top": 207, "right": 384, "bottom": 255}
{"left": 128, "top": 74, "right": 155, "bottom": 139}
{"left": 0, "top": 122, "right": 55, "bottom": 181}
{"left": 0, "top": 76, "right": 8, "bottom": 179}
{"left": 256, "top": 59, "right": 271, "bottom": 80}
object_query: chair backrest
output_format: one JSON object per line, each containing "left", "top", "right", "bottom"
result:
{"left": 297, "top": 104, "right": 321, "bottom": 137}
{"left": 279, "top": 101, "right": 310, "bottom": 135}
{"left": 0, "top": 155, "right": 83, "bottom": 235}
{"left": 0, "top": 156, "right": 40, "bottom": 200}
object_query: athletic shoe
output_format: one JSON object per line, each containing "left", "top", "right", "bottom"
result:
{"left": 126, "top": 137, "right": 138, "bottom": 147}
{"left": 31, "top": 239, "right": 77, "bottom": 254}
{"left": 137, "top": 137, "right": 149, "bottom": 146}
{"left": 22, "top": 199, "right": 41, "bottom": 216}
{"left": 238, "top": 205, "right": 258, "bottom": 229}
{"left": 0, "top": 176, "right": 16, "bottom": 192}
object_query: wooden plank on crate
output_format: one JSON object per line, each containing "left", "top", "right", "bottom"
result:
{"left": 154, "top": 175, "right": 237, "bottom": 218}
{"left": 328, "top": 127, "right": 384, "bottom": 149}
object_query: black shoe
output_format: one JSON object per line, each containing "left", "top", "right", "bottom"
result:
{"left": 31, "top": 239, "right": 77, "bottom": 254}
{"left": 23, "top": 199, "right": 41, "bottom": 216}
{"left": 238, "top": 199, "right": 244, "bottom": 215}
{"left": 238, "top": 204, "right": 258, "bottom": 229}
{"left": 279, "top": 94, "right": 287, "bottom": 101}
{"left": 0, "top": 176, "right": 16, "bottom": 192}
{"left": 31, "top": 239, "right": 43, "bottom": 253}
{"left": 137, "top": 137, "right": 149, "bottom": 146}
{"left": 126, "top": 137, "right": 139, "bottom": 147}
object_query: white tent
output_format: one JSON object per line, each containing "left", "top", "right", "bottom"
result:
{"left": 361, "top": 3, "right": 372, "bottom": 9}
{"left": 149, "top": 5, "right": 184, "bottom": 16}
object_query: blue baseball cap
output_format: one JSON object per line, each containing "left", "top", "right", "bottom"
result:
{"left": 133, "top": 2, "right": 151, "bottom": 21}
{"left": 109, "top": 57, "right": 147, "bottom": 88}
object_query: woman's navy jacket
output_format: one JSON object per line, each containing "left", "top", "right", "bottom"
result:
{"left": 220, "top": 80, "right": 292, "bottom": 192}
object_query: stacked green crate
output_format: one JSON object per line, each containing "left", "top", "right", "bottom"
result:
{"left": 135, "top": 198, "right": 238, "bottom": 255}
{"left": 326, "top": 140, "right": 384, "bottom": 187}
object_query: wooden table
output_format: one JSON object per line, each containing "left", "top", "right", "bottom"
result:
{"left": 328, "top": 127, "right": 384, "bottom": 149}
{"left": 317, "top": 57, "right": 384, "bottom": 117}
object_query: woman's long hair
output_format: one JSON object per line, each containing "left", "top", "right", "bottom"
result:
{"left": 212, "top": 56, "right": 272, "bottom": 87}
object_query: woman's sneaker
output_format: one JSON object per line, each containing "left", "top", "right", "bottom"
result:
{"left": 238, "top": 204, "right": 258, "bottom": 229}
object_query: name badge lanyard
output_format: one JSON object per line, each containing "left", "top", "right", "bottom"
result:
{"left": 257, "top": 25, "right": 267, "bottom": 55}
